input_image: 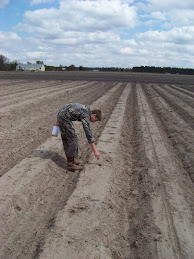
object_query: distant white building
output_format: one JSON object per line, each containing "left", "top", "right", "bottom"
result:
{"left": 16, "top": 63, "right": 45, "bottom": 72}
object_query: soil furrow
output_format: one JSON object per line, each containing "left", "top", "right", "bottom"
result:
{"left": 144, "top": 84, "right": 194, "bottom": 183}
{"left": 152, "top": 84, "right": 194, "bottom": 129}
{"left": 0, "top": 80, "right": 65, "bottom": 95}
{"left": 170, "top": 84, "right": 194, "bottom": 98}
{"left": 0, "top": 74, "right": 194, "bottom": 258}
{"left": 160, "top": 84, "right": 194, "bottom": 109}
{"left": 126, "top": 84, "right": 163, "bottom": 259}
{"left": 137, "top": 84, "right": 182, "bottom": 258}
{"left": 0, "top": 81, "right": 96, "bottom": 111}
{"left": 0, "top": 79, "right": 32, "bottom": 87}
{"left": 76, "top": 82, "right": 125, "bottom": 162}
{"left": 0, "top": 81, "right": 86, "bottom": 106}
{"left": 0, "top": 82, "right": 125, "bottom": 258}
{"left": 136, "top": 84, "right": 194, "bottom": 258}
{"left": 0, "top": 81, "right": 114, "bottom": 176}
{"left": 1, "top": 71, "right": 194, "bottom": 85}
{"left": 179, "top": 84, "right": 194, "bottom": 93}
{"left": 38, "top": 84, "right": 132, "bottom": 259}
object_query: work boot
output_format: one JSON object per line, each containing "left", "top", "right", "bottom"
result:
{"left": 67, "top": 156, "right": 74, "bottom": 163}
{"left": 67, "top": 162, "right": 83, "bottom": 172}
{"left": 66, "top": 157, "right": 83, "bottom": 171}
{"left": 74, "top": 159, "right": 84, "bottom": 165}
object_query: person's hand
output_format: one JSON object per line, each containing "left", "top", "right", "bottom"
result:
{"left": 90, "top": 143, "right": 100, "bottom": 159}
{"left": 94, "top": 151, "right": 100, "bottom": 160}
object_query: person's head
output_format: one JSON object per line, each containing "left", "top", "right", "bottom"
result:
{"left": 90, "top": 110, "right": 102, "bottom": 122}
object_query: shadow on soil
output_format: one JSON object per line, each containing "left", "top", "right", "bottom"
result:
{"left": 32, "top": 150, "right": 67, "bottom": 169}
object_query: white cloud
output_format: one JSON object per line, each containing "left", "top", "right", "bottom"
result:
{"left": 147, "top": 0, "right": 194, "bottom": 11}
{"left": 170, "top": 10, "right": 194, "bottom": 26}
{"left": 136, "top": 26, "right": 194, "bottom": 45}
{"left": 150, "top": 11, "right": 166, "bottom": 21}
{"left": 26, "top": 51, "right": 49, "bottom": 59}
{"left": 139, "top": 0, "right": 194, "bottom": 29}
{"left": 120, "top": 47, "right": 134, "bottom": 54}
{"left": 133, "top": 26, "right": 194, "bottom": 68}
{"left": 0, "top": 31, "right": 22, "bottom": 62}
{"left": 0, "top": 31, "right": 21, "bottom": 48}
{"left": 13, "top": 0, "right": 138, "bottom": 66}
{"left": 17, "top": 0, "right": 137, "bottom": 36}
{"left": 0, "top": 0, "right": 9, "bottom": 8}
{"left": 2, "top": 0, "right": 194, "bottom": 68}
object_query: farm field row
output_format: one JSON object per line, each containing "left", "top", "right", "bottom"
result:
{"left": 1, "top": 71, "right": 194, "bottom": 85}
{"left": 0, "top": 78, "right": 194, "bottom": 258}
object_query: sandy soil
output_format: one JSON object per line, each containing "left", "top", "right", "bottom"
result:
{"left": 0, "top": 72, "right": 194, "bottom": 258}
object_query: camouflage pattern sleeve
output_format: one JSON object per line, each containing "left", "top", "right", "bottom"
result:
{"left": 81, "top": 117, "right": 95, "bottom": 144}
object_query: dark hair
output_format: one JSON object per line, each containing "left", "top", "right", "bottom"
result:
{"left": 91, "top": 110, "right": 102, "bottom": 121}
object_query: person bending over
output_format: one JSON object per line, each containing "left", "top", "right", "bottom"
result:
{"left": 57, "top": 103, "right": 101, "bottom": 171}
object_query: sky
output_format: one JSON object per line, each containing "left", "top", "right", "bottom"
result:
{"left": 0, "top": 0, "right": 194, "bottom": 68}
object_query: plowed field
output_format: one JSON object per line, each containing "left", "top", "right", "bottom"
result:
{"left": 0, "top": 72, "right": 194, "bottom": 259}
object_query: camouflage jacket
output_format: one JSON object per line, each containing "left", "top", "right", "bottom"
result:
{"left": 58, "top": 103, "right": 94, "bottom": 144}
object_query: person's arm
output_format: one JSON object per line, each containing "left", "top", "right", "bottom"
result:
{"left": 81, "top": 117, "right": 95, "bottom": 143}
{"left": 81, "top": 114, "right": 99, "bottom": 159}
{"left": 90, "top": 143, "right": 100, "bottom": 159}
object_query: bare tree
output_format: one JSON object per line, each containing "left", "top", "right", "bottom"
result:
{"left": 0, "top": 54, "right": 9, "bottom": 70}
{"left": 36, "top": 60, "right": 44, "bottom": 64}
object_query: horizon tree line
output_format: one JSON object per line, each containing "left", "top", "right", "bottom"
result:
{"left": 0, "top": 54, "right": 194, "bottom": 75}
